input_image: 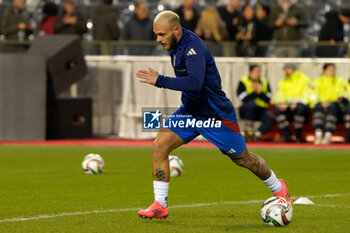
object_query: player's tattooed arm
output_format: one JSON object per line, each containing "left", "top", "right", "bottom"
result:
{"left": 154, "top": 169, "right": 166, "bottom": 181}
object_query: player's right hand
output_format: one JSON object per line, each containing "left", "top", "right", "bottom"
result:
{"left": 136, "top": 68, "right": 159, "bottom": 86}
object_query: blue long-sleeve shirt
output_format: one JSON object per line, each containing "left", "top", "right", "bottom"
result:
{"left": 155, "top": 28, "right": 234, "bottom": 118}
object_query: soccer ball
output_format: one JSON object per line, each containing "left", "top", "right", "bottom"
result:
{"left": 169, "top": 155, "right": 184, "bottom": 177}
{"left": 82, "top": 153, "right": 104, "bottom": 174}
{"left": 261, "top": 196, "right": 293, "bottom": 227}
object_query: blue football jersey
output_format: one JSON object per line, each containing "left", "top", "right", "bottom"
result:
{"left": 155, "top": 28, "right": 234, "bottom": 118}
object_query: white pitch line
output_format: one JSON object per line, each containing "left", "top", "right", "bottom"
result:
{"left": 0, "top": 208, "right": 140, "bottom": 223}
{"left": 0, "top": 201, "right": 265, "bottom": 223}
{"left": 303, "top": 193, "right": 350, "bottom": 198}
{"left": 314, "top": 204, "right": 350, "bottom": 209}
{"left": 0, "top": 192, "right": 349, "bottom": 223}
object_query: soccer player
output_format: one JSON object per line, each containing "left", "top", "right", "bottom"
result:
{"left": 136, "top": 11, "right": 292, "bottom": 219}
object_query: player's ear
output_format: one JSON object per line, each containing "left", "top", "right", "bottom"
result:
{"left": 173, "top": 25, "right": 181, "bottom": 37}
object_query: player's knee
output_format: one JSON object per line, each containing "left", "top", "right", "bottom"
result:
{"left": 152, "top": 141, "right": 171, "bottom": 159}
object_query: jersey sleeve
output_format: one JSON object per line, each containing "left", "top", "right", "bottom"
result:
{"left": 155, "top": 46, "right": 205, "bottom": 91}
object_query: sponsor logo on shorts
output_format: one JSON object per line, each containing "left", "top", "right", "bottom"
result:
{"left": 226, "top": 148, "right": 236, "bottom": 154}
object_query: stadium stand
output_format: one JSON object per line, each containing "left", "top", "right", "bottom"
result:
{"left": 1, "top": 0, "right": 350, "bottom": 56}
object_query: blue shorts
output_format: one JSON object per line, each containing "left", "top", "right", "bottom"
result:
{"left": 164, "top": 105, "right": 246, "bottom": 156}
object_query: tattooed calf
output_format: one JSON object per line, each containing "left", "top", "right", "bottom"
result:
{"left": 154, "top": 169, "right": 166, "bottom": 181}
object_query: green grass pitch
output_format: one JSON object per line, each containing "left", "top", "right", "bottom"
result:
{"left": 0, "top": 145, "right": 349, "bottom": 233}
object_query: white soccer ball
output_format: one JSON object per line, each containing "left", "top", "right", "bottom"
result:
{"left": 169, "top": 155, "right": 184, "bottom": 177}
{"left": 261, "top": 196, "right": 293, "bottom": 227}
{"left": 82, "top": 153, "right": 104, "bottom": 174}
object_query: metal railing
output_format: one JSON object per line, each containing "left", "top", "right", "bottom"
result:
{"left": 0, "top": 39, "right": 349, "bottom": 57}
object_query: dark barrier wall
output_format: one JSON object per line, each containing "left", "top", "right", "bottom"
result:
{"left": 0, "top": 54, "right": 46, "bottom": 140}
{"left": 28, "top": 35, "right": 88, "bottom": 97}
{"left": 47, "top": 98, "right": 92, "bottom": 139}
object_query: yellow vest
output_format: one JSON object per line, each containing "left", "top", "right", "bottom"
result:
{"left": 344, "top": 79, "right": 350, "bottom": 101}
{"left": 275, "top": 70, "right": 312, "bottom": 105}
{"left": 240, "top": 76, "right": 269, "bottom": 108}
{"left": 312, "top": 74, "right": 346, "bottom": 103}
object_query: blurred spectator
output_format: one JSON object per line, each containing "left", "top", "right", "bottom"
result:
{"left": 1, "top": 0, "right": 32, "bottom": 41}
{"left": 312, "top": 64, "right": 347, "bottom": 145}
{"left": 92, "top": 0, "right": 119, "bottom": 40}
{"left": 235, "top": 4, "right": 256, "bottom": 57}
{"left": 194, "top": 6, "right": 228, "bottom": 42}
{"left": 254, "top": 4, "right": 272, "bottom": 57}
{"left": 237, "top": 64, "right": 274, "bottom": 141}
{"left": 345, "top": 79, "right": 350, "bottom": 143}
{"left": 274, "top": 63, "right": 311, "bottom": 142}
{"left": 269, "top": 0, "right": 307, "bottom": 57}
{"left": 217, "top": 0, "right": 240, "bottom": 41}
{"left": 316, "top": 8, "right": 350, "bottom": 58}
{"left": 120, "top": 2, "right": 153, "bottom": 40}
{"left": 174, "top": 0, "right": 199, "bottom": 32}
{"left": 38, "top": 1, "right": 58, "bottom": 36}
{"left": 54, "top": 0, "right": 87, "bottom": 37}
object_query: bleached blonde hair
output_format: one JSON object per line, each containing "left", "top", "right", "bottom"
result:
{"left": 154, "top": 10, "right": 180, "bottom": 27}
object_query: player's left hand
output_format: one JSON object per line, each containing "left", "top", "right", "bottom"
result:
{"left": 136, "top": 68, "right": 159, "bottom": 86}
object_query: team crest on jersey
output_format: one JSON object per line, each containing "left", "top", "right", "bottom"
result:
{"left": 186, "top": 48, "right": 197, "bottom": 56}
